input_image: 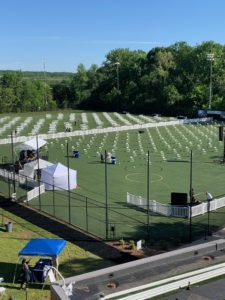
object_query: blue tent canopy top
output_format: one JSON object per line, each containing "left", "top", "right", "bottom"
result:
{"left": 19, "top": 238, "right": 67, "bottom": 257}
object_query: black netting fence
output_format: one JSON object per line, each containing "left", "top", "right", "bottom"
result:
{"left": 1, "top": 169, "right": 225, "bottom": 245}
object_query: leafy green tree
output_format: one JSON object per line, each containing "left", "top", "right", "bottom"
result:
{"left": 70, "top": 64, "right": 90, "bottom": 107}
{"left": 52, "top": 80, "right": 71, "bottom": 108}
{"left": 0, "top": 87, "right": 16, "bottom": 112}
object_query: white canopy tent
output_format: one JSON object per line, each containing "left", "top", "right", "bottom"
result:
{"left": 41, "top": 163, "right": 77, "bottom": 190}
{"left": 23, "top": 159, "right": 53, "bottom": 178}
{"left": 17, "top": 137, "right": 47, "bottom": 151}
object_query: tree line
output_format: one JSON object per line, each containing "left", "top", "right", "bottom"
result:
{"left": 1, "top": 41, "right": 225, "bottom": 116}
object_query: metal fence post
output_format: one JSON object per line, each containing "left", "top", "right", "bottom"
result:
{"left": 105, "top": 150, "right": 108, "bottom": 240}
{"left": 53, "top": 184, "right": 55, "bottom": 217}
{"left": 7, "top": 171, "right": 10, "bottom": 198}
{"left": 26, "top": 176, "right": 28, "bottom": 205}
{"left": 86, "top": 196, "right": 88, "bottom": 232}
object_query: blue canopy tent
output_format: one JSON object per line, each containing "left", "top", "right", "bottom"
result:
{"left": 13, "top": 238, "right": 67, "bottom": 285}
{"left": 19, "top": 238, "right": 67, "bottom": 257}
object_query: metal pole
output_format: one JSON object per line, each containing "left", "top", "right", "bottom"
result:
{"left": 26, "top": 176, "right": 28, "bottom": 205}
{"left": 66, "top": 142, "right": 71, "bottom": 224}
{"left": 206, "top": 192, "right": 212, "bottom": 236}
{"left": 86, "top": 196, "right": 88, "bottom": 232}
{"left": 53, "top": 184, "right": 55, "bottom": 217}
{"left": 223, "top": 134, "right": 225, "bottom": 163}
{"left": 147, "top": 150, "right": 150, "bottom": 244}
{"left": 207, "top": 198, "right": 210, "bottom": 235}
{"left": 209, "top": 59, "right": 213, "bottom": 110}
{"left": 36, "top": 135, "right": 41, "bottom": 210}
{"left": 7, "top": 171, "right": 10, "bottom": 198}
{"left": 10, "top": 131, "right": 16, "bottom": 193}
{"left": 189, "top": 150, "right": 193, "bottom": 242}
{"left": 105, "top": 149, "right": 108, "bottom": 240}
{"left": 207, "top": 53, "right": 214, "bottom": 110}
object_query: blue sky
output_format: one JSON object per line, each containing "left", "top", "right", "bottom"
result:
{"left": 1, "top": 0, "right": 225, "bottom": 72}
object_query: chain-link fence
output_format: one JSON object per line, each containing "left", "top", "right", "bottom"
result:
{"left": 1, "top": 169, "right": 225, "bottom": 245}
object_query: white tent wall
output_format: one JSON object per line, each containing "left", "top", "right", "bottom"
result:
{"left": 41, "top": 171, "right": 55, "bottom": 190}
{"left": 41, "top": 163, "right": 77, "bottom": 191}
{"left": 23, "top": 163, "right": 35, "bottom": 178}
{"left": 23, "top": 159, "right": 53, "bottom": 178}
{"left": 53, "top": 170, "right": 77, "bottom": 190}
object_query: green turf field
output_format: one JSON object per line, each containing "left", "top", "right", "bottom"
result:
{"left": 1, "top": 111, "right": 225, "bottom": 242}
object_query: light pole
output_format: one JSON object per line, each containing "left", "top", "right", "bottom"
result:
{"left": 114, "top": 62, "right": 120, "bottom": 90}
{"left": 147, "top": 150, "right": 150, "bottom": 244}
{"left": 104, "top": 149, "right": 108, "bottom": 240}
{"left": 189, "top": 150, "right": 193, "bottom": 242}
{"left": 207, "top": 53, "right": 214, "bottom": 110}
{"left": 206, "top": 191, "right": 213, "bottom": 236}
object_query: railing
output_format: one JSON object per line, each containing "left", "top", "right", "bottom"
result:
{"left": 27, "top": 184, "right": 45, "bottom": 202}
{"left": 0, "top": 169, "right": 45, "bottom": 202}
{"left": 127, "top": 192, "right": 225, "bottom": 218}
{"left": 109, "top": 263, "right": 225, "bottom": 300}
{"left": 0, "top": 118, "right": 211, "bottom": 145}
{"left": 127, "top": 192, "right": 188, "bottom": 218}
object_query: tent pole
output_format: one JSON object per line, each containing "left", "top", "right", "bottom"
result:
{"left": 12, "top": 258, "right": 20, "bottom": 285}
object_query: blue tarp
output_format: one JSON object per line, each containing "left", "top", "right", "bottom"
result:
{"left": 19, "top": 238, "right": 67, "bottom": 257}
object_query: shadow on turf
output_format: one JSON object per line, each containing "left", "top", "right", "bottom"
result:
{"left": 1, "top": 195, "right": 220, "bottom": 256}
{"left": 0, "top": 262, "right": 19, "bottom": 284}
{"left": 0, "top": 196, "right": 137, "bottom": 264}
{"left": 0, "top": 261, "right": 52, "bottom": 291}
{"left": 115, "top": 201, "right": 170, "bottom": 217}
{"left": 0, "top": 225, "right": 6, "bottom": 232}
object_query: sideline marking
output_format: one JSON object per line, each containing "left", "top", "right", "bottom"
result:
{"left": 125, "top": 173, "right": 163, "bottom": 183}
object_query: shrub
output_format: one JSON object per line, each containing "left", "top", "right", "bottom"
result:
{"left": 119, "top": 239, "right": 125, "bottom": 248}
{"left": 129, "top": 240, "right": 136, "bottom": 250}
